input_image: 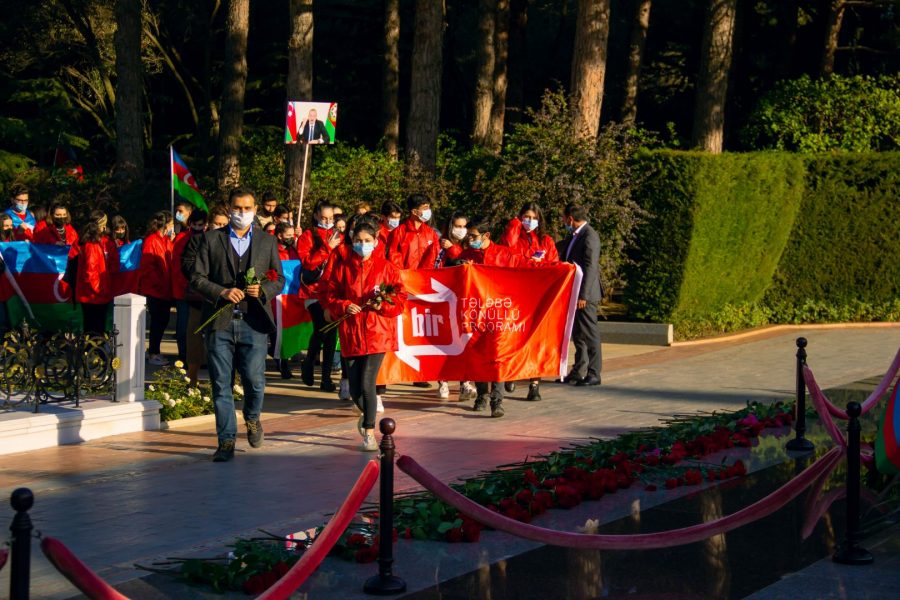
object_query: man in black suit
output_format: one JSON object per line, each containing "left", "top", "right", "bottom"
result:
{"left": 561, "top": 203, "right": 602, "bottom": 386}
{"left": 298, "top": 108, "right": 330, "bottom": 145}
{"left": 191, "top": 187, "right": 285, "bottom": 462}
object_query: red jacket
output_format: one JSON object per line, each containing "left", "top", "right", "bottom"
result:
{"left": 458, "top": 242, "right": 529, "bottom": 267}
{"left": 499, "top": 218, "right": 560, "bottom": 262}
{"left": 386, "top": 217, "right": 440, "bottom": 270}
{"left": 377, "top": 224, "right": 393, "bottom": 248}
{"left": 437, "top": 242, "right": 463, "bottom": 266}
{"left": 278, "top": 242, "right": 300, "bottom": 262}
{"left": 170, "top": 230, "right": 198, "bottom": 301}
{"left": 321, "top": 253, "right": 406, "bottom": 357}
{"left": 75, "top": 237, "right": 119, "bottom": 304}
{"left": 34, "top": 222, "right": 79, "bottom": 246}
{"left": 297, "top": 226, "right": 339, "bottom": 270}
{"left": 138, "top": 231, "right": 173, "bottom": 300}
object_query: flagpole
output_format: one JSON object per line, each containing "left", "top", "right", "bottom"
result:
{"left": 52, "top": 132, "right": 62, "bottom": 175}
{"left": 296, "top": 142, "right": 311, "bottom": 229}
{"left": 169, "top": 145, "right": 175, "bottom": 219}
{"left": 0, "top": 254, "right": 38, "bottom": 324}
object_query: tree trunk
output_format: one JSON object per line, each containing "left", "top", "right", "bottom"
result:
{"left": 382, "top": 0, "right": 400, "bottom": 157}
{"left": 217, "top": 0, "right": 250, "bottom": 199}
{"left": 819, "top": 0, "right": 845, "bottom": 77}
{"left": 199, "top": 1, "right": 222, "bottom": 164}
{"left": 691, "top": 0, "right": 736, "bottom": 154}
{"left": 488, "top": 0, "right": 510, "bottom": 152}
{"left": 776, "top": 0, "right": 799, "bottom": 78}
{"left": 406, "top": 0, "right": 444, "bottom": 171}
{"left": 113, "top": 0, "right": 144, "bottom": 186}
{"left": 620, "top": 0, "right": 651, "bottom": 124}
{"left": 570, "top": 0, "right": 611, "bottom": 139}
{"left": 505, "top": 0, "right": 528, "bottom": 124}
{"left": 472, "top": 0, "right": 496, "bottom": 147}
{"left": 285, "top": 0, "right": 314, "bottom": 207}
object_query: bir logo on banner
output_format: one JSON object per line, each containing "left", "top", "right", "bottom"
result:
{"left": 395, "top": 278, "right": 472, "bottom": 371}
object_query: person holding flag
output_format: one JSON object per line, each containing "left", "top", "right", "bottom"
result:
{"left": 5, "top": 185, "right": 36, "bottom": 241}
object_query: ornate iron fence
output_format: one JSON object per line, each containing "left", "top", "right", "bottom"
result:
{"left": 0, "top": 323, "right": 119, "bottom": 412}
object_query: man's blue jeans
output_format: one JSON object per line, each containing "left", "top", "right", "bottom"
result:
{"left": 206, "top": 318, "right": 268, "bottom": 443}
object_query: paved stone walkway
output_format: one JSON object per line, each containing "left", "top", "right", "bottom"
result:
{"left": 1, "top": 324, "right": 898, "bottom": 598}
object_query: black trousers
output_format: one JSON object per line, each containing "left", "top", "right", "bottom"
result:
{"left": 475, "top": 382, "right": 503, "bottom": 401}
{"left": 303, "top": 302, "right": 338, "bottom": 382}
{"left": 571, "top": 300, "right": 602, "bottom": 379}
{"left": 146, "top": 296, "right": 173, "bottom": 355}
{"left": 81, "top": 302, "right": 110, "bottom": 334}
{"left": 348, "top": 353, "right": 385, "bottom": 430}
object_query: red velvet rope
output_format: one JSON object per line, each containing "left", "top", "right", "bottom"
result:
{"left": 804, "top": 368, "right": 849, "bottom": 448}
{"left": 41, "top": 537, "right": 130, "bottom": 600}
{"left": 0, "top": 547, "right": 7, "bottom": 571}
{"left": 397, "top": 448, "right": 843, "bottom": 550}
{"left": 803, "top": 348, "right": 900, "bottom": 420}
{"left": 257, "top": 459, "right": 380, "bottom": 600}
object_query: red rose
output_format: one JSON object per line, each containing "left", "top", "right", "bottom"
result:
{"left": 273, "top": 561, "right": 290, "bottom": 577}
{"left": 243, "top": 574, "right": 267, "bottom": 595}
{"left": 445, "top": 527, "right": 464, "bottom": 543}
{"left": 515, "top": 489, "right": 534, "bottom": 505}
{"left": 347, "top": 533, "right": 368, "bottom": 547}
{"left": 534, "top": 490, "right": 554, "bottom": 509}
{"left": 499, "top": 497, "right": 516, "bottom": 511}
{"left": 645, "top": 483, "right": 657, "bottom": 491}
{"left": 403, "top": 527, "right": 412, "bottom": 539}
{"left": 462, "top": 521, "right": 482, "bottom": 543}
{"left": 265, "top": 268, "right": 279, "bottom": 282}
{"left": 664, "top": 478, "right": 680, "bottom": 489}
{"left": 523, "top": 469, "right": 539, "bottom": 485}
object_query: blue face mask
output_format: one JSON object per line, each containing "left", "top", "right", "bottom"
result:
{"left": 522, "top": 217, "right": 538, "bottom": 232}
{"left": 564, "top": 224, "right": 574, "bottom": 234}
{"left": 353, "top": 241, "right": 376, "bottom": 258}
{"left": 175, "top": 212, "right": 187, "bottom": 223}
{"left": 418, "top": 209, "right": 432, "bottom": 223}
{"left": 387, "top": 218, "right": 400, "bottom": 230}
{"left": 318, "top": 221, "right": 334, "bottom": 230}
{"left": 14, "top": 202, "right": 28, "bottom": 212}
{"left": 469, "top": 237, "right": 484, "bottom": 250}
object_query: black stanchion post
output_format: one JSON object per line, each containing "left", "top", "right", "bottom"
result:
{"left": 786, "top": 337, "right": 814, "bottom": 452}
{"left": 364, "top": 418, "right": 406, "bottom": 595}
{"left": 833, "top": 402, "right": 873, "bottom": 565}
{"left": 10, "top": 487, "right": 34, "bottom": 600}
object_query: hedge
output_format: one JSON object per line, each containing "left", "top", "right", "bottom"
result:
{"left": 625, "top": 151, "right": 900, "bottom": 338}
{"left": 624, "top": 150, "right": 806, "bottom": 323}
{"left": 765, "top": 153, "right": 900, "bottom": 308}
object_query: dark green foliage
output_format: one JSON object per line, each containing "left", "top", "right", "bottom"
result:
{"left": 765, "top": 153, "right": 900, "bottom": 308}
{"left": 625, "top": 151, "right": 805, "bottom": 323}
{"left": 742, "top": 75, "right": 900, "bottom": 152}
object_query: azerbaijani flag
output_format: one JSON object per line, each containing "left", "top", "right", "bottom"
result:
{"left": 875, "top": 383, "right": 900, "bottom": 474}
{"left": 171, "top": 148, "right": 209, "bottom": 211}
{"left": 324, "top": 102, "right": 337, "bottom": 143}
{"left": 113, "top": 240, "right": 143, "bottom": 298}
{"left": 285, "top": 102, "right": 297, "bottom": 143}
{"left": 0, "top": 242, "right": 81, "bottom": 330}
{"left": 274, "top": 260, "right": 313, "bottom": 359}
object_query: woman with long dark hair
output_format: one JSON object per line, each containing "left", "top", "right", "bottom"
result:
{"left": 110, "top": 215, "right": 130, "bottom": 246}
{"left": 138, "top": 210, "right": 175, "bottom": 366}
{"left": 321, "top": 221, "right": 406, "bottom": 451}
{"left": 76, "top": 210, "right": 119, "bottom": 333}
{"left": 34, "top": 201, "right": 79, "bottom": 247}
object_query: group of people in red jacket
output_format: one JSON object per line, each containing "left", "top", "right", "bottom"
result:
{"left": 1, "top": 184, "right": 130, "bottom": 333}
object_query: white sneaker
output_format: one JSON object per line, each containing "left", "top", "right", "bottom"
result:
{"left": 148, "top": 354, "right": 169, "bottom": 367}
{"left": 360, "top": 432, "right": 378, "bottom": 452}
{"left": 376, "top": 395, "right": 385, "bottom": 413}
{"left": 459, "top": 382, "right": 477, "bottom": 402}
{"left": 438, "top": 381, "right": 450, "bottom": 399}
{"left": 339, "top": 379, "right": 351, "bottom": 401}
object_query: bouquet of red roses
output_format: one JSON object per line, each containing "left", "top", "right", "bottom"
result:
{"left": 194, "top": 267, "right": 279, "bottom": 333}
{"left": 321, "top": 282, "right": 400, "bottom": 333}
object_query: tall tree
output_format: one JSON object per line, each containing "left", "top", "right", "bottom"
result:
{"left": 113, "top": 0, "right": 144, "bottom": 185}
{"left": 505, "top": 0, "right": 528, "bottom": 124}
{"left": 472, "top": 0, "right": 496, "bottom": 147}
{"left": 406, "top": 0, "right": 444, "bottom": 170}
{"left": 382, "top": 0, "right": 400, "bottom": 157}
{"left": 620, "top": 0, "right": 651, "bottom": 124}
{"left": 285, "top": 0, "right": 314, "bottom": 205}
{"left": 776, "top": 0, "right": 799, "bottom": 78}
{"left": 488, "top": 0, "right": 510, "bottom": 152}
{"left": 691, "top": 0, "right": 736, "bottom": 153}
{"left": 217, "top": 0, "right": 250, "bottom": 197}
{"left": 819, "top": 0, "right": 846, "bottom": 77}
{"left": 570, "top": 0, "right": 611, "bottom": 139}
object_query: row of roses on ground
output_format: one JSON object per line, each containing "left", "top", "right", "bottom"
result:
{"left": 332, "top": 401, "right": 793, "bottom": 562}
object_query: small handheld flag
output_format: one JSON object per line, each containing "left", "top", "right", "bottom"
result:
{"left": 171, "top": 148, "right": 209, "bottom": 212}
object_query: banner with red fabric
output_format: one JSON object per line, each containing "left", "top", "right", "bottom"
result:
{"left": 379, "top": 263, "right": 581, "bottom": 384}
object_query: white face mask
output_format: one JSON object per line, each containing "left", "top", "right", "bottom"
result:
{"left": 318, "top": 221, "right": 334, "bottom": 230}
{"left": 418, "top": 209, "right": 432, "bottom": 223}
{"left": 387, "top": 218, "right": 400, "bottom": 230}
{"left": 522, "top": 217, "right": 539, "bottom": 232}
{"left": 14, "top": 202, "right": 28, "bottom": 212}
{"left": 451, "top": 226, "right": 468, "bottom": 240}
{"left": 231, "top": 211, "right": 255, "bottom": 229}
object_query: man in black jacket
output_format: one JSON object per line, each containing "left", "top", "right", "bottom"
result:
{"left": 298, "top": 108, "right": 330, "bottom": 145}
{"left": 561, "top": 203, "right": 602, "bottom": 386}
{"left": 191, "top": 188, "right": 285, "bottom": 462}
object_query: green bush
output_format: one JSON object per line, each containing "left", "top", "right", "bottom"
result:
{"left": 765, "top": 153, "right": 900, "bottom": 308}
{"left": 742, "top": 74, "right": 900, "bottom": 152}
{"left": 625, "top": 150, "right": 805, "bottom": 323}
